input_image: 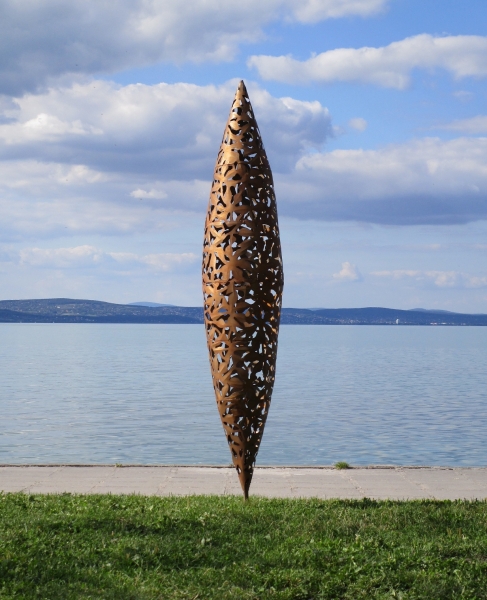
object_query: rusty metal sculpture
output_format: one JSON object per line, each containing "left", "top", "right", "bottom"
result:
{"left": 202, "top": 81, "right": 284, "bottom": 499}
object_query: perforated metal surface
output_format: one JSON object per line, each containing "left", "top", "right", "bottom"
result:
{"left": 202, "top": 81, "right": 284, "bottom": 498}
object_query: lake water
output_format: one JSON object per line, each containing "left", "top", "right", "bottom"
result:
{"left": 1, "top": 324, "right": 486, "bottom": 466}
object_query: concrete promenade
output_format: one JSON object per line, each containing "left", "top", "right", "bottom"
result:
{"left": 1, "top": 465, "right": 487, "bottom": 499}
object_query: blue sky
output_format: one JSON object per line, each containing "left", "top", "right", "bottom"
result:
{"left": 0, "top": 0, "right": 486, "bottom": 311}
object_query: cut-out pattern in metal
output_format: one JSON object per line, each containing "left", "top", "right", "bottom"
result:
{"left": 202, "top": 80, "right": 284, "bottom": 499}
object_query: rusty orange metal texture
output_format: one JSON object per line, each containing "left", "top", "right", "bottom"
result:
{"left": 202, "top": 81, "right": 284, "bottom": 499}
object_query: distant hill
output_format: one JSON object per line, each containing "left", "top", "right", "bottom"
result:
{"left": 410, "top": 308, "right": 456, "bottom": 314}
{"left": 283, "top": 307, "right": 487, "bottom": 325}
{"left": 0, "top": 299, "right": 201, "bottom": 324}
{"left": 128, "top": 302, "right": 175, "bottom": 307}
{"left": 0, "top": 298, "right": 486, "bottom": 325}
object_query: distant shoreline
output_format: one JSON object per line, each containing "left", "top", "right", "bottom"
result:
{"left": 1, "top": 298, "right": 486, "bottom": 325}
{"left": 2, "top": 321, "right": 487, "bottom": 327}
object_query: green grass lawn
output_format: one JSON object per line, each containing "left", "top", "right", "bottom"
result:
{"left": 1, "top": 494, "right": 487, "bottom": 599}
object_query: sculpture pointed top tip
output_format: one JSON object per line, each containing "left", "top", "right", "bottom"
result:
{"left": 236, "top": 79, "right": 248, "bottom": 98}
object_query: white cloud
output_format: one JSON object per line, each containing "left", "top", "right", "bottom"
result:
{"left": 110, "top": 251, "right": 197, "bottom": 272}
{"left": 277, "top": 136, "right": 487, "bottom": 224}
{"left": 248, "top": 34, "right": 487, "bottom": 88}
{"left": 16, "top": 245, "right": 197, "bottom": 272}
{"left": 19, "top": 245, "right": 104, "bottom": 268}
{"left": 131, "top": 189, "right": 168, "bottom": 201}
{"left": 372, "top": 270, "right": 487, "bottom": 289}
{"left": 452, "top": 90, "right": 474, "bottom": 101}
{"left": 438, "top": 115, "right": 487, "bottom": 134}
{"left": 332, "top": 261, "right": 362, "bottom": 281}
{"left": 0, "top": 160, "right": 141, "bottom": 239}
{"left": 290, "top": 0, "right": 387, "bottom": 22}
{"left": 348, "top": 117, "right": 367, "bottom": 131}
{"left": 0, "top": 159, "right": 211, "bottom": 240}
{"left": 0, "top": 0, "right": 390, "bottom": 95}
{"left": 22, "top": 113, "right": 103, "bottom": 139}
{"left": 142, "top": 253, "right": 196, "bottom": 271}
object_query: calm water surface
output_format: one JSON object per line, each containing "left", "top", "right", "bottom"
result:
{"left": 1, "top": 324, "right": 486, "bottom": 466}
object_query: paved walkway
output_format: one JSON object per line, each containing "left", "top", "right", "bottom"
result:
{"left": 1, "top": 466, "right": 487, "bottom": 499}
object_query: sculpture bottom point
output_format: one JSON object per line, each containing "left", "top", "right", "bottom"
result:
{"left": 242, "top": 480, "right": 250, "bottom": 501}
{"left": 237, "top": 467, "right": 252, "bottom": 500}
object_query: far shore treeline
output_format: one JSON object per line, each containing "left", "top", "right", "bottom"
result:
{"left": 1, "top": 298, "right": 486, "bottom": 325}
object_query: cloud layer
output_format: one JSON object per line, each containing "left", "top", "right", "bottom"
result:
{"left": 249, "top": 34, "right": 487, "bottom": 88}
{"left": 278, "top": 136, "right": 487, "bottom": 224}
{"left": 439, "top": 115, "right": 487, "bottom": 135}
{"left": 8, "top": 245, "right": 198, "bottom": 272}
{"left": 1, "top": 78, "right": 487, "bottom": 241}
{"left": 0, "top": 79, "right": 332, "bottom": 177}
{"left": 0, "top": 79, "right": 335, "bottom": 238}
{"left": 0, "top": 0, "right": 389, "bottom": 95}
{"left": 372, "top": 270, "right": 487, "bottom": 289}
